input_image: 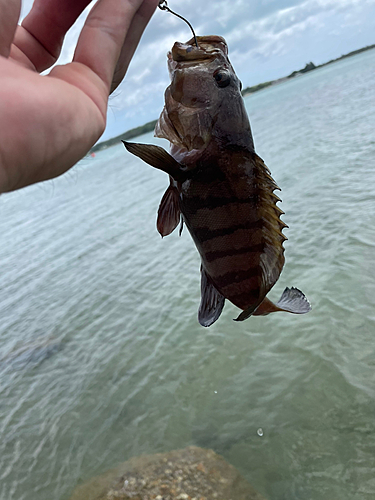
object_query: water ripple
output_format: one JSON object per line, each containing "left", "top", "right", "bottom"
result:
{"left": 0, "top": 50, "right": 375, "bottom": 500}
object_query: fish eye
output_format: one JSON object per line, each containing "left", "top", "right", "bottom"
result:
{"left": 213, "top": 69, "right": 231, "bottom": 88}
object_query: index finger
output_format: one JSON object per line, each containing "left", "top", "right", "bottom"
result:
{"left": 14, "top": 0, "right": 92, "bottom": 71}
{"left": 73, "top": 0, "right": 159, "bottom": 93}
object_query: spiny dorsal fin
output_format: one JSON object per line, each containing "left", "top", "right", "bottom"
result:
{"left": 252, "top": 153, "right": 287, "bottom": 291}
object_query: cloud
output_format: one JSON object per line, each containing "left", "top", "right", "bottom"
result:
{"left": 226, "top": 0, "right": 358, "bottom": 50}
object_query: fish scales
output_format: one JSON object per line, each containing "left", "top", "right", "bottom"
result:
{"left": 123, "top": 35, "right": 311, "bottom": 326}
{"left": 180, "top": 153, "right": 285, "bottom": 311}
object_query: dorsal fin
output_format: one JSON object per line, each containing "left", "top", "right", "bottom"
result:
{"left": 251, "top": 153, "right": 287, "bottom": 293}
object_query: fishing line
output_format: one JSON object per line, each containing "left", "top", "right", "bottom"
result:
{"left": 158, "top": 0, "right": 199, "bottom": 48}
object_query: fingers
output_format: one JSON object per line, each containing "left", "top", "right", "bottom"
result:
{"left": 73, "top": 0, "right": 159, "bottom": 94}
{"left": 0, "top": 0, "right": 21, "bottom": 58}
{"left": 12, "top": 0, "right": 92, "bottom": 72}
{"left": 110, "top": 0, "right": 159, "bottom": 93}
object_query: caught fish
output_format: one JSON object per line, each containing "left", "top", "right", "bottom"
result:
{"left": 123, "top": 35, "right": 311, "bottom": 326}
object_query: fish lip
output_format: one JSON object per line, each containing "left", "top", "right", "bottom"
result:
{"left": 187, "top": 35, "right": 228, "bottom": 49}
{"left": 170, "top": 35, "right": 228, "bottom": 64}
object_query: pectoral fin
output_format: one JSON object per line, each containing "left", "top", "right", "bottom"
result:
{"left": 157, "top": 181, "right": 181, "bottom": 237}
{"left": 122, "top": 141, "right": 186, "bottom": 183}
{"left": 198, "top": 267, "right": 225, "bottom": 327}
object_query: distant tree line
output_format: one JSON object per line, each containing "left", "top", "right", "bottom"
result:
{"left": 91, "top": 119, "right": 158, "bottom": 153}
{"left": 286, "top": 43, "right": 375, "bottom": 79}
{"left": 241, "top": 44, "right": 375, "bottom": 95}
{"left": 241, "top": 80, "right": 274, "bottom": 95}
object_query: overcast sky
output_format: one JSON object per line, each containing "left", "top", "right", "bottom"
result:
{"left": 21, "top": 0, "right": 375, "bottom": 140}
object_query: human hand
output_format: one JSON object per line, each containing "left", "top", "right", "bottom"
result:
{"left": 0, "top": 0, "right": 159, "bottom": 193}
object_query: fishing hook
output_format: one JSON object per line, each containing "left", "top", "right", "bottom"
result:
{"left": 158, "top": 0, "right": 199, "bottom": 48}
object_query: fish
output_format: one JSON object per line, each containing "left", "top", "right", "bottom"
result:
{"left": 123, "top": 35, "right": 311, "bottom": 327}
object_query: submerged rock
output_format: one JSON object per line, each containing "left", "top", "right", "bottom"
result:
{"left": 69, "top": 446, "right": 266, "bottom": 500}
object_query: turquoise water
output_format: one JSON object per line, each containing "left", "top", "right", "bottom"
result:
{"left": 1, "top": 49, "right": 375, "bottom": 500}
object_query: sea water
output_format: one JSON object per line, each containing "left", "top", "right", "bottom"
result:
{"left": 0, "top": 49, "right": 375, "bottom": 500}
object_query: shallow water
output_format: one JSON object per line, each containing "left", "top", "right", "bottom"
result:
{"left": 1, "top": 49, "right": 375, "bottom": 500}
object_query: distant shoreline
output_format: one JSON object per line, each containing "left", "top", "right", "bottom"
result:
{"left": 91, "top": 43, "right": 374, "bottom": 154}
{"left": 241, "top": 43, "right": 375, "bottom": 96}
{"left": 90, "top": 119, "right": 159, "bottom": 153}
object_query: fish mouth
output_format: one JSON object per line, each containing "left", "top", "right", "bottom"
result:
{"left": 170, "top": 35, "right": 228, "bottom": 65}
{"left": 159, "top": 35, "right": 229, "bottom": 152}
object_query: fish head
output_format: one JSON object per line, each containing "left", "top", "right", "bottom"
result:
{"left": 155, "top": 36, "right": 254, "bottom": 158}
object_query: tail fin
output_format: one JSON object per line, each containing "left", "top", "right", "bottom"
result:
{"left": 252, "top": 287, "right": 311, "bottom": 316}
{"left": 275, "top": 287, "right": 311, "bottom": 314}
{"left": 235, "top": 287, "right": 311, "bottom": 320}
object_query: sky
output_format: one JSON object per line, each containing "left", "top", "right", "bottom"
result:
{"left": 21, "top": 0, "right": 375, "bottom": 141}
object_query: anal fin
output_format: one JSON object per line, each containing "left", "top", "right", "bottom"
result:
{"left": 198, "top": 267, "right": 225, "bottom": 327}
{"left": 234, "top": 304, "right": 259, "bottom": 322}
{"left": 157, "top": 181, "right": 180, "bottom": 237}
